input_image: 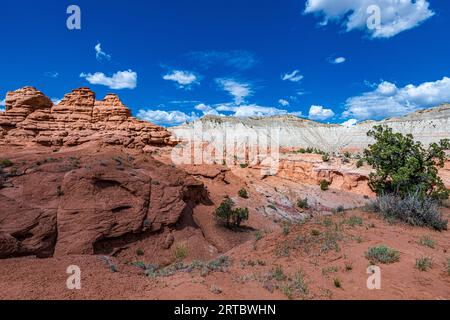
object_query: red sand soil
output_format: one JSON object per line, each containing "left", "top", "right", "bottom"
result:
{"left": 0, "top": 208, "right": 449, "bottom": 300}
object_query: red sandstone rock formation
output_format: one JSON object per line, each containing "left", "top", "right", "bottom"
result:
{"left": 0, "top": 148, "right": 206, "bottom": 258}
{"left": 0, "top": 87, "right": 173, "bottom": 148}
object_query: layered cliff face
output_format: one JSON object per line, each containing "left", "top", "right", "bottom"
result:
{"left": 171, "top": 104, "right": 450, "bottom": 152}
{"left": 0, "top": 87, "right": 174, "bottom": 148}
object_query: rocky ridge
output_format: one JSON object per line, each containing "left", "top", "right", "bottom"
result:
{"left": 0, "top": 87, "right": 173, "bottom": 148}
{"left": 171, "top": 104, "right": 450, "bottom": 152}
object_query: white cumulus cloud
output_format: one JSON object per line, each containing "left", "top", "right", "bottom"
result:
{"left": 282, "top": 70, "right": 304, "bottom": 82}
{"left": 304, "top": 0, "right": 434, "bottom": 38}
{"left": 0, "top": 99, "right": 4, "bottom": 112}
{"left": 95, "top": 43, "right": 111, "bottom": 61}
{"left": 216, "top": 103, "right": 301, "bottom": 118}
{"left": 279, "top": 99, "right": 290, "bottom": 107}
{"left": 341, "top": 119, "right": 358, "bottom": 127}
{"left": 163, "top": 70, "right": 199, "bottom": 89}
{"left": 216, "top": 79, "right": 252, "bottom": 105}
{"left": 80, "top": 70, "right": 137, "bottom": 90}
{"left": 343, "top": 76, "right": 450, "bottom": 120}
{"left": 309, "top": 105, "right": 335, "bottom": 121}
{"left": 137, "top": 109, "right": 198, "bottom": 126}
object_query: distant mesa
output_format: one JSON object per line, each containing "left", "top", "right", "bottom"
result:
{"left": 0, "top": 86, "right": 174, "bottom": 148}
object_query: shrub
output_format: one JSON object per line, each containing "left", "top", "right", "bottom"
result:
{"left": 270, "top": 266, "right": 286, "bottom": 281}
{"left": 370, "top": 192, "right": 447, "bottom": 231}
{"left": 365, "top": 246, "right": 400, "bottom": 264}
{"left": 255, "top": 230, "right": 264, "bottom": 241}
{"left": 238, "top": 188, "right": 249, "bottom": 199}
{"left": 356, "top": 159, "right": 364, "bottom": 168}
{"left": 311, "top": 229, "right": 320, "bottom": 236}
{"left": 136, "top": 248, "right": 144, "bottom": 256}
{"left": 333, "top": 278, "right": 342, "bottom": 288}
{"left": 240, "top": 163, "right": 248, "bottom": 169}
{"left": 418, "top": 236, "right": 436, "bottom": 249}
{"left": 334, "top": 205, "right": 345, "bottom": 214}
{"left": 347, "top": 216, "right": 363, "bottom": 227}
{"left": 232, "top": 207, "right": 249, "bottom": 227}
{"left": 415, "top": 257, "right": 433, "bottom": 271}
{"left": 173, "top": 244, "right": 188, "bottom": 261}
{"left": 297, "top": 148, "right": 306, "bottom": 154}
{"left": 320, "top": 180, "right": 330, "bottom": 191}
{"left": 364, "top": 125, "right": 450, "bottom": 200}
{"left": 215, "top": 197, "right": 235, "bottom": 226}
{"left": 344, "top": 151, "right": 352, "bottom": 158}
{"left": 322, "top": 153, "right": 330, "bottom": 162}
{"left": 215, "top": 197, "right": 249, "bottom": 228}
{"left": 0, "top": 159, "right": 13, "bottom": 168}
{"left": 297, "top": 198, "right": 309, "bottom": 210}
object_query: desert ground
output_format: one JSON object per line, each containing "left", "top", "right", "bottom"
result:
{"left": 0, "top": 87, "right": 449, "bottom": 300}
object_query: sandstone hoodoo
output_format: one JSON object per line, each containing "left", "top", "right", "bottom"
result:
{"left": 0, "top": 87, "right": 174, "bottom": 148}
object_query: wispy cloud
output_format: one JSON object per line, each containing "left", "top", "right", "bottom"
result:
{"left": 80, "top": 70, "right": 137, "bottom": 89}
{"left": 309, "top": 105, "right": 335, "bottom": 121}
{"left": 329, "top": 57, "right": 346, "bottom": 64}
{"left": 95, "top": 43, "right": 111, "bottom": 61}
{"left": 342, "top": 76, "right": 450, "bottom": 120}
{"left": 216, "top": 78, "right": 252, "bottom": 105}
{"left": 0, "top": 98, "right": 5, "bottom": 112}
{"left": 187, "top": 50, "right": 259, "bottom": 70}
{"left": 304, "top": 0, "right": 434, "bottom": 38}
{"left": 282, "top": 70, "right": 303, "bottom": 82}
{"left": 44, "top": 71, "right": 59, "bottom": 78}
{"left": 163, "top": 70, "right": 199, "bottom": 89}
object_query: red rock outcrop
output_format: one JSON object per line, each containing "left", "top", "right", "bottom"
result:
{"left": 0, "top": 87, "right": 174, "bottom": 149}
{"left": 0, "top": 148, "right": 206, "bottom": 258}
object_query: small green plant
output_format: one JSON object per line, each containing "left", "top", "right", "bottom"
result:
{"left": 293, "top": 271, "right": 309, "bottom": 296}
{"left": 240, "top": 163, "right": 248, "bottom": 169}
{"left": 320, "top": 180, "right": 330, "bottom": 191}
{"left": 255, "top": 230, "right": 264, "bottom": 241}
{"left": 136, "top": 248, "right": 145, "bottom": 256}
{"left": 334, "top": 206, "right": 345, "bottom": 214}
{"left": 297, "top": 198, "right": 309, "bottom": 210}
{"left": 238, "top": 188, "right": 249, "bottom": 199}
{"left": 270, "top": 266, "right": 286, "bottom": 281}
{"left": 365, "top": 246, "right": 400, "bottom": 264}
{"left": 344, "top": 151, "right": 352, "bottom": 158}
{"left": 215, "top": 198, "right": 249, "bottom": 228}
{"left": 418, "top": 236, "right": 436, "bottom": 249}
{"left": 311, "top": 229, "right": 321, "bottom": 236}
{"left": 322, "top": 266, "right": 339, "bottom": 276}
{"left": 415, "top": 257, "right": 433, "bottom": 271}
{"left": 173, "top": 244, "right": 188, "bottom": 261}
{"left": 333, "top": 277, "right": 342, "bottom": 288}
{"left": 232, "top": 207, "right": 249, "bottom": 227}
{"left": 347, "top": 216, "right": 363, "bottom": 227}
{"left": 0, "top": 159, "right": 13, "bottom": 168}
{"left": 297, "top": 148, "right": 306, "bottom": 154}
{"left": 282, "top": 225, "right": 290, "bottom": 236}
{"left": 322, "top": 153, "right": 330, "bottom": 162}
{"left": 267, "top": 204, "right": 277, "bottom": 211}
{"left": 356, "top": 159, "right": 364, "bottom": 168}
{"left": 345, "top": 262, "right": 353, "bottom": 271}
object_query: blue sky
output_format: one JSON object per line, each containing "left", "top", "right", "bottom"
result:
{"left": 1, "top": 0, "right": 450, "bottom": 126}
